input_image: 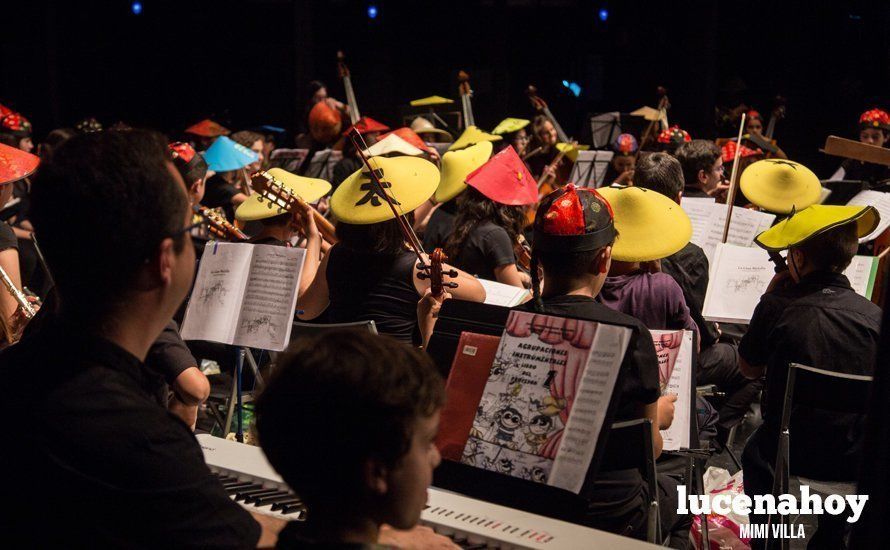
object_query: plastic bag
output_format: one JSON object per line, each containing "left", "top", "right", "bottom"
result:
{"left": 691, "top": 467, "right": 751, "bottom": 550}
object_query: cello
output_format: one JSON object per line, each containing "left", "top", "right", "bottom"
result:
{"left": 458, "top": 70, "right": 475, "bottom": 129}
{"left": 337, "top": 51, "right": 361, "bottom": 125}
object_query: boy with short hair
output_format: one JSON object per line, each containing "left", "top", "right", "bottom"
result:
{"left": 256, "top": 330, "right": 451, "bottom": 548}
{"left": 525, "top": 185, "right": 690, "bottom": 547}
{"left": 675, "top": 139, "right": 728, "bottom": 200}
{"left": 740, "top": 205, "right": 881, "bottom": 548}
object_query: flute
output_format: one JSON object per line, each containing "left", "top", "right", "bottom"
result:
{"left": 0, "top": 264, "right": 35, "bottom": 319}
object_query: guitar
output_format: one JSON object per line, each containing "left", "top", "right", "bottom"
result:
{"left": 337, "top": 51, "right": 361, "bottom": 125}
{"left": 458, "top": 70, "right": 475, "bottom": 129}
{"left": 526, "top": 85, "right": 570, "bottom": 143}
{"left": 249, "top": 171, "right": 339, "bottom": 245}
{"left": 193, "top": 204, "right": 249, "bottom": 241}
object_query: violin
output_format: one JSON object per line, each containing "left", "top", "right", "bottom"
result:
{"left": 348, "top": 130, "right": 459, "bottom": 296}
{"left": 419, "top": 248, "right": 458, "bottom": 299}
{"left": 249, "top": 171, "right": 339, "bottom": 245}
{"left": 458, "top": 70, "right": 475, "bottom": 129}
{"left": 527, "top": 85, "right": 570, "bottom": 143}
{"left": 194, "top": 204, "right": 249, "bottom": 241}
{"left": 337, "top": 50, "right": 361, "bottom": 125}
{"left": 514, "top": 234, "right": 532, "bottom": 272}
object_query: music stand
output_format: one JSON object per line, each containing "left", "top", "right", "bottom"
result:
{"left": 589, "top": 112, "right": 622, "bottom": 149}
{"left": 570, "top": 150, "right": 614, "bottom": 188}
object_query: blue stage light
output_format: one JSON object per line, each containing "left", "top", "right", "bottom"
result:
{"left": 368, "top": 5, "right": 378, "bottom": 19}
{"left": 562, "top": 80, "right": 582, "bottom": 97}
{"left": 131, "top": 1, "right": 143, "bottom": 15}
{"left": 598, "top": 8, "right": 609, "bottom": 22}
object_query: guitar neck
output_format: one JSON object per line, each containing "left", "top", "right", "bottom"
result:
{"left": 544, "top": 106, "right": 570, "bottom": 142}
{"left": 765, "top": 115, "right": 777, "bottom": 141}
{"left": 343, "top": 75, "right": 361, "bottom": 124}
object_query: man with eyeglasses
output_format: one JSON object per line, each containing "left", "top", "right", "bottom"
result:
{"left": 1, "top": 130, "right": 280, "bottom": 547}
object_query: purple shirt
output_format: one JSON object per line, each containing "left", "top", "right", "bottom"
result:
{"left": 597, "top": 271, "right": 699, "bottom": 335}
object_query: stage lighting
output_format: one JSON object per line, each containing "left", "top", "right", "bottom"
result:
{"left": 598, "top": 8, "right": 609, "bottom": 22}
{"left": 368, "top": 5, "right": 378, "bottom": 19}
{"left": 131, "top": 1, "right": 143, "bottom": 15}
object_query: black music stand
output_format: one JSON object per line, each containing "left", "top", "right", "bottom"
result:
{"left": 570, "top": 150, "right": 614, "bottom": 188}
{"left": 589, "top": 112, "right": 622, "bottom": 149}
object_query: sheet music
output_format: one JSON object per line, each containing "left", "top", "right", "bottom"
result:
{"left": 702, "top": 244, "right": 775, "bottom": 324}
{"left": 683, "top": 201, "right": 775, "bottom": 263}
{"left": 235, "top": 245, "right": 305, "bottom": 351}
{"left": 847, "top": 190, "right": 890, "bottom": 242}
{"left": 181, "top": 242, "right": 306, "bottom": 351}
{"left": 650, "top": 330, "right": 694, "bottom": 451}
{"left": 569, "top": 150, "right": 614, "bottom": 188}
{"left": 479, "top": 278, "right": 531, "bottom": 307}
{"left": 181, "top": 242, "right": 254, "bottom": 343}
{"left": 549, "top": 324, "right": 630, "bottom": 492}
{"left": 845, "top": 255, "right": 879, "bottom": 300}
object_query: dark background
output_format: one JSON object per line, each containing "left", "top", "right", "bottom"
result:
{"left": 2, "top": 0, "right": 889, "bottom": 175}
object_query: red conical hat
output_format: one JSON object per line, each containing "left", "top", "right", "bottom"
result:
{"left": 0, "top": 143, "right": 39, "bottom": 185}
{"left": 465, "top": 146, "right": 537, "bottom": 206}
{"left": 0, "top": 103, "right": 13, "bottom": 117}
{"left": 342, "top": 116, "right": 390, "bottom": 136}
{"left": 184, "top": 119, "right": 231, "bottom": 138}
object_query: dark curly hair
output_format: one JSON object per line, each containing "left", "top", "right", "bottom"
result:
{"left": 444, "top": 187, "right": 525, "bottom": 260}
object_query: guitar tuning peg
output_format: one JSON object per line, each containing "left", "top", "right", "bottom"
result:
{"left": 416, "top": 272, "right": 429, "bottom": 280}
{"left": 445, "top": 282, "right": 459, "bottom": 289}
{"left": 445, "top": 269, "right": 458, "bottom": 277}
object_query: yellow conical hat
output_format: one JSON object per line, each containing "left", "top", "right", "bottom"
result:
{"left": 739, "top": 159, "right": 821, "bottom": 214}
{"left": 596, "top": 186, "right": 692, "bottom": 262}
{"left": 410, "top": 95, "right": 454, "bottom": 107}
{"left": 492, "top": 118, "right": 530, "bottom": 135}
{"left": 448, "top": 125, "right": 502, "bottom": 151}
{"left": 754, "top": 205, "right": 879, "bottom": 251}
{"left": 331, "top": 156, "right": 439, "bottom": 224}
{"left": 235, "top": 168, "right": 331, "bottom": 221}
{"left": 434, "top": 141, "right": 493, "bottom": 203}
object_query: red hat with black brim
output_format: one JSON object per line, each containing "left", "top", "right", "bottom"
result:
{"left": 465, "top": 146, "right": 537, "bottom": 206}
{"left": 169, "top": 141, "right": 205, "bottom": 176}
{"left": 859, "top": 108, "right": 890, "bottom": 132}
{"left": 342, "top": 116, "right": 390, "bottom": 136}
{"left": 0, "top": 113, "right": 32, "bottom": 138}
{"left": 532, "top": 184, "right": 617, "bottom": 253}
{"left": 185, "top": 119, "right": 231, "bottom": 138}
{"left": 0, "top": 143, "right": 40, "bottom": 186}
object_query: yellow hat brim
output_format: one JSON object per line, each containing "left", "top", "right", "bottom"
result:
{"left": 596, "top": 186, "right": 692, "bottom": 262}
{"left": 754, "top": 205, "right": 880, "bottom": 251}
{"left": 492, "top": 118, "right": 530, "bottom": 135}
{"left": 448, "top": 126, "right": 503, "bottom": 151}
{"left": 235, "top": 168, "right": 331, "bottom": 221}
{"left": 410, "top": 95, "right": 454, "bottom": 107}
{"left": 434, "top": 141, "right": 494, "bottom": 203}
{"left": 555, "top": 142, "right": 590, "bottom": 162}
{"left": 739, "top": 159, "right": 821, "bottom": 214}
{"left": 331, "top": 156, "right": 439, "bottom": 224}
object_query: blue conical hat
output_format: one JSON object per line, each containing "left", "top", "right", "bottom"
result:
{"left": 203, "top": 136, "right": 259, "bottom": 172}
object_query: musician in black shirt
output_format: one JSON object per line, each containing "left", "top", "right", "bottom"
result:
{"left": 1, "top": 130, "right": 274, "bottom": 547}
{"left": 525, "top": 185, "right": 691, "bottom": 548}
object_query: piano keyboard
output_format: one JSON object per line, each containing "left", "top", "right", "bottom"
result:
{"left": 197, "top": 434, "right": 657, "bottom": 549}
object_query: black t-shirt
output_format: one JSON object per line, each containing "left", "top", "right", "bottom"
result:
{"left": 423, "top": 199, "right": 457, "bottom": 251}
{"left": 0, "top": 322, "right": 260, "bottom": 547}
{"left": 144, "top": 320, "right": 197, "bottom": 405}
{"left": 451, "top": 221, "right": 516, "bottom": 280}
{"left": 519, "top": 295, "right": 660, "bottom": 520}
{"left": 661, "top": 242, "right": 720, "bottom": 347}
{"left": 739, "top": 271, "right": 881, "bottom": 480}
{"left": 326, "top": 245, "right": 421, "bottom": 344}
{"left": 0, "top": 221, "right": 18, "bottom": 251}
{"left": 331, "top": 156, "right": 363, "bottom": 191}
{"left": 203, "top": 174, "right": 239, "bottom": 221}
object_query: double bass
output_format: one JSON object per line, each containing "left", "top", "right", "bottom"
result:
{"left": 458, "top": 70, "right": 475, "bottom": 129}
{"left": 337, "top": 51, "right": 361, "bottom": 125}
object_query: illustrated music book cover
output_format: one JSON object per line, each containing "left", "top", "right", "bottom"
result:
{"left": 651, "top": 329, "right": 694, "bottom": 451}
{"left": 437, "top": 332, "right": 503, "bottom": 462}
{"left": 181, "top": 242, "right": 306, "bottom": 351}
{"left": 703, "top": 243, "right": 878, "bottom": 324}
{"left": 460, "top": 310, "right": 631, "bottom": 493}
